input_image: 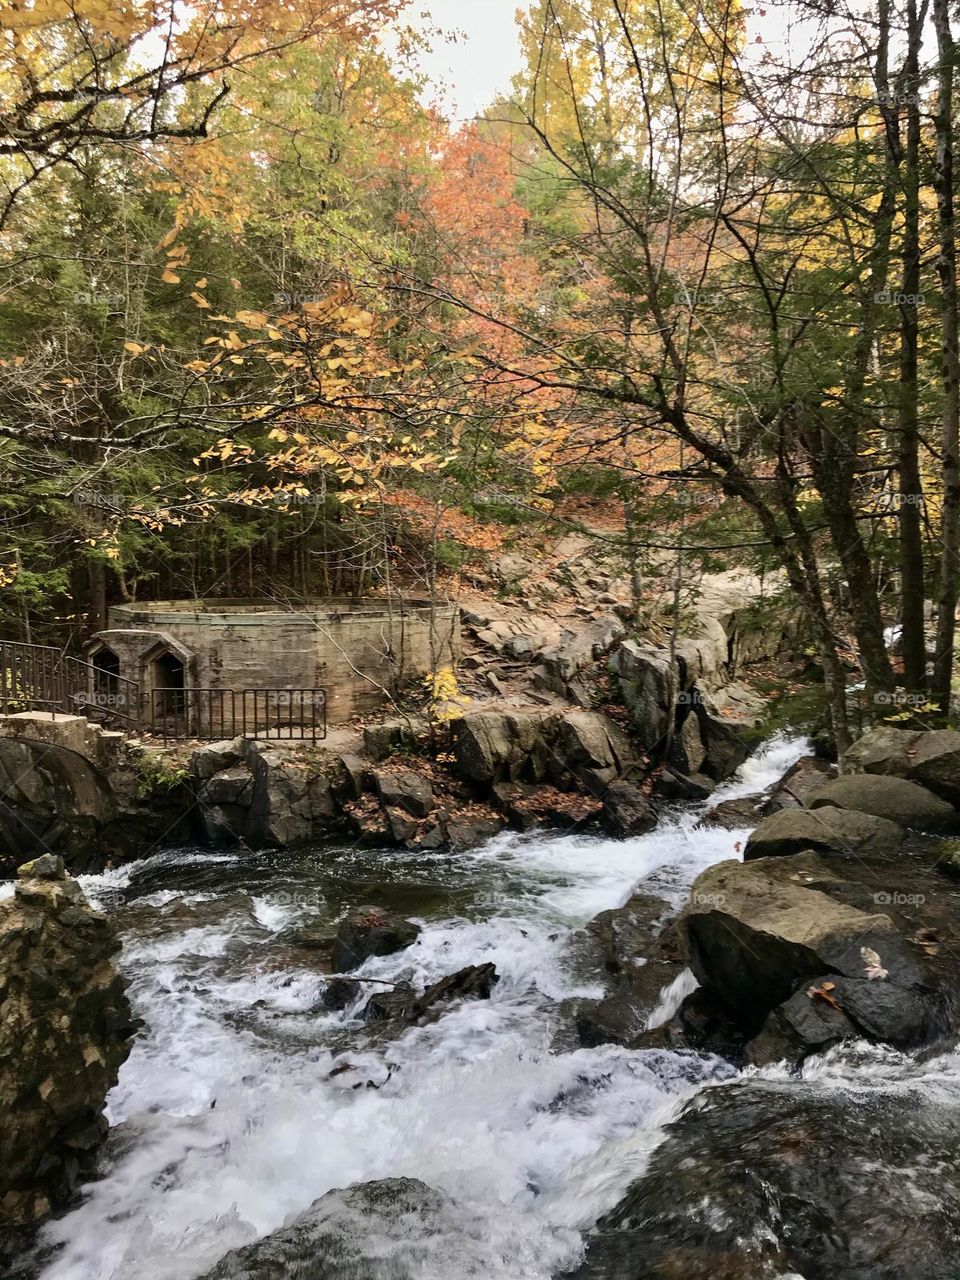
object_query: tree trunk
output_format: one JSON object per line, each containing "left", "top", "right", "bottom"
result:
{"left": 895, "top": 0, "right": 928, "bottom": 690}
{"left": 933, "top": 0, "right": 960, "bottom": 709}
{"left": 813, "top": 445, "right": 894, "bottom": 695}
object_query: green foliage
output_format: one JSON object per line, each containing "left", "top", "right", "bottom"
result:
{"left": 135, "top": 752, "right": 191, "bottom": 798}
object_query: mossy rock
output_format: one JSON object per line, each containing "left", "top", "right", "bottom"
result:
{"left": 933, "top": 839, "right": 960, "bottom": 880}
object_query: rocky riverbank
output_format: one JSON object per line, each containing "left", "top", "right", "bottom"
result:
{"left": 564, "top": 724, "right": 960, "bottom": 1278}
{"left": 0, "top": 569, "right": 809, "bottom": 874}
{"left": 0, "top": 856, "right": 134, "bottom": 1240}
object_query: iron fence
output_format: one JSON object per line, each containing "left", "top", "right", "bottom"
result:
{"left": 0, "top": 640, "right": 140, "bottom": 730}
{"left": 0, "top": 641, "right": 326, "bottom": 742}
{"left": 150, "top": 687, "right": 327, "bottom": 742}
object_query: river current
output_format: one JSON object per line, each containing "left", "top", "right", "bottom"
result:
{"left": 14, "top": 733, "right": 903, "bottom": 1279}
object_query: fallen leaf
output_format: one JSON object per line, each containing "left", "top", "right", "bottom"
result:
{"left": 861, "top": 946, "right": 889, "bottom": 980}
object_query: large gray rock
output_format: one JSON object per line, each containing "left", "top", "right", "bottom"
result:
{"left": 765, "top": 754, "right": 834, "bottom": 810}
{"left": 842, "top": 726, "right": 960, "bottom": 806}
{"left": 572, "top": 1076, "right": 960, "bottom": 1280}
{"left": 558, "top": 711, "right": 632, "bottom": 773}
{"left": 745, "top": 806, "right": 904, "bottom": 859}
{"left": 807, "top": 773, "right": 959, "bottom": 832}
{"left": 907, "top": 730, "right": 960, "bottom": 804}
{"left": 608, "top": 640, "right": 674, "bottom": 747}
{"left": 582, "top": 892, "right": 674, "bottom": 979}
{"left": 683, "top": 854, "right": 906, "bottom": 1026}
{"left": 371, "top": 769, "right": 434, "bottom": 818}
{"left": 190, "top": 739, "right": 243, "bottom": 779}
{"left": 538, "top": 616, "right": 627, "bottom": 695}
{"left": 841, "top": 724, "right": 924, "bottom": 778}
{"left": 601, "top": 782, "right": 656, "bottom": 837}
{"left": 692, "top": 686, "right": 751, "bottom": 781}
{"left": 243, "top": 744, "right": 337, "bottom": 847}
{"left": 673, "top": 615, "right": 729, "bottom": 688}
{"left": 667, "top": 713, "right": 705, "bottom": 776}
{"left": 197, "top": 1179, "right": 461, "bottom": 1279}
{"left": 452, "top": 711, "right": 551, "bottom": 784}
{"left": 202, "top": 765, "right": 254, "bottom": 807}
{"left": 0, "top": 856, "right": 136, "bottom": 1226}
{"left": 572, "top": 893, "right": 685, "bottom": 1050}
{"left": 682, "top": 851, "right": 958, "bottom": 1062}
{"left": 700, "top": 794, "right": 767, "bottom": 830}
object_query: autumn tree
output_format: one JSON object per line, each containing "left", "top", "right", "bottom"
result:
{"left": 0, "top": 0, "right": 405, "bottom": 227}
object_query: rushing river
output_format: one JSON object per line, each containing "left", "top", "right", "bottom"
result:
{"left": 15, "top": 734, "right": 855, "bottom": 1279}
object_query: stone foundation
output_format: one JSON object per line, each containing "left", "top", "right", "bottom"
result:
{"left": 89, "top": 597, "right": 460, "bottom": 724}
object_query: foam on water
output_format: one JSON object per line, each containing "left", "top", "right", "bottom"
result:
{"left": 34, "top": 734, "right": 811, "bottom": 1280}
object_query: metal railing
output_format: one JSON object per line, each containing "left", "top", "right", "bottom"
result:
{"left": 150, "top": 687, "right": 327, "bottom": 742}
{"left": 0, "top": 641, "right": 326, "bottom": 742}
{"left": 0, "top": 640, "right": 140, "bottom": 730}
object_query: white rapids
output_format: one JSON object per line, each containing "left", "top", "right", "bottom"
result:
{"left": 32, "top": 735, "right": 811, "bottom": 1280}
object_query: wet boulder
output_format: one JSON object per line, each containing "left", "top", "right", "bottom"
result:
{"left": 744, "top": 805, "right": 904, "bottom": 859}
{"left": 700, "top": 794, "right": 766, "bottom": 830}
{"left": 601, "top": 783, "right": 656, "bottom": 837}
{"left": 0, "top": 855, "right": 136, "bottom": 1227}
{"left": 582, "top": 892, "right": 674, "bottom": 978}
{"left": 682, "top": 851, "right": 960, "bottom": 1062}
{"left": 361, "top": 983, "right": 418, "bottom": 1023}
{"left": 806, "top": 772, "right": 960, "bottom": 832}
{"left": 573, "top": 1075, "right": 960, "bottom": 1280}
{"left": 573, "top": 895, "right": 686, "bottom": 1050}
{"left": 320, "top": 977, "right": 361, "bottom": 1012}
{"left": 361, "top": 963, "right": 499, "bottom": 1027}
{"left": 331, "top": 907, "right": 421, "bottom": 973}
{"left": 575, "top": 960, "right": 682, "bottom": 1049}
{"left": 196, "top": 1178, "right": 462, "bottom": 1279}
{"left": 651, "top": 770, "right": 714, "bottom": 802}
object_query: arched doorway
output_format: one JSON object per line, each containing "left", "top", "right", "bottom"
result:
{"left": 151, "top": 648, "right": 186, "bottom": 723}
{"left": 91, "top": 646, "right": 120, "bottom": 697}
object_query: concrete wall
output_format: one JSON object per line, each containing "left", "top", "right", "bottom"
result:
{"left": 91, "top": 598, "right": 460, "bottom": 724}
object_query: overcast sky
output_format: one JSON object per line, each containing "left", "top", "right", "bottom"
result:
{"left": 409, "top": 0, "right": 525, "bottom": 120}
